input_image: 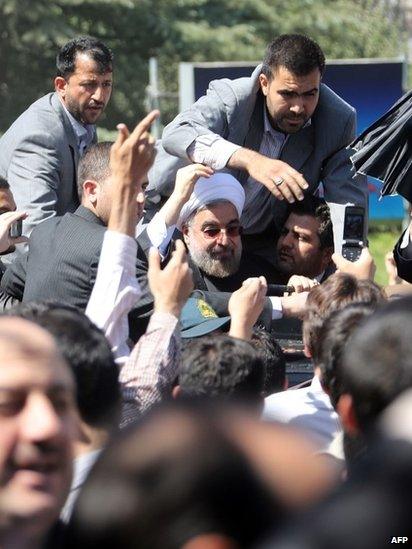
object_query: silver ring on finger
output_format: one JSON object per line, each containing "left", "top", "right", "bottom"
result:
{"left": 273, "top": 176, "right": 284, "bottom": 187}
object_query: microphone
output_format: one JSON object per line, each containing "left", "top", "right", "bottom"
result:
{"left": 266, "top": 284, "right": 295, "bottom": 296}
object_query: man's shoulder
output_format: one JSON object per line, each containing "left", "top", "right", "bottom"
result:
{"left": 208, "top": 64, "right": 261, "bottom": 103}
{"left": 263, "top": 385, "right": 314, "bottom": 421}
{"left": 30, "top": 208, "right": 106, "bottom": 240}
{"left": 315, "top": 83, "right": 355, "bottom": 122}
{"left": 0, "top": 93, "right": 67, "bottom": 144}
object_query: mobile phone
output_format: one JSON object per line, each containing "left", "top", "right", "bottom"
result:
{"left": 341, "top": 206, "right": 365, "bottom": 262}
{"left": 9, "top": 219, "right": 22, "bottom": 239}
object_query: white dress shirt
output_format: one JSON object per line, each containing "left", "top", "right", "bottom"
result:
{"left": 85, "top": 230, "right": 142, "bottom": 363}
{"left": 263, "top": 375, "right": 342, "bottom": 450}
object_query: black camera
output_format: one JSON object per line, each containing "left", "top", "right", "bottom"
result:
{"left": 341, "top": 205, "right": 366, "bottom": 262}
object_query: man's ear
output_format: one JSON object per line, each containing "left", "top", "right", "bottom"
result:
{"left": 82, "top": 179, "right": 100, "bottom": 204}
{"left": 259, "top": 73, "right": 269, "bottom": 96}
{"left": 181, "top": 224, "right": 190, "bottom": 245}
{"left": 337, "top": 393, "right": 359, "bottom": 436}
{"left": 54, "top": 76, "right": 67, "bottom": 98}
{"left": 172, "top": 385, "right": 181, "bottom": 400}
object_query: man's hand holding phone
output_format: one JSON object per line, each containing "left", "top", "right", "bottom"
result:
{"left": 0, "top": 211, "right": 28, "bottom": 254}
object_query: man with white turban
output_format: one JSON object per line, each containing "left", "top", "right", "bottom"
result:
{"left": 146, "top": 167, "right": 275, "bottom": 288}
{"left": 133, "top": 165, "right": 307, "bottom": 335}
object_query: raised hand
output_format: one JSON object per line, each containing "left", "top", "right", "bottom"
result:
{"left": 148, "top": 239, "right": 194, "bottom": 317}
{"left": 0, "top": 211, "right": 28, "bottom": 253}
{"left": 108, "top": 110, "right": 159, "bottom": 235}
{"left": 332, "top": 247, "right": 376, "bottom": 280}
{"left": 228, "top": 276, "right": 267, "bottom": 340}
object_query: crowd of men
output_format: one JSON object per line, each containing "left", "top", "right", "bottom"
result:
{"left": 0, "top": 32, "right": 411, "bottom": 549}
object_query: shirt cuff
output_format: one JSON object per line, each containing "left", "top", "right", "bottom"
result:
{"left": 146, "top": 311, "right": 180, "bottom": 332}
{"left": 187, "top": 134, "right": 241, "bottom": 170}
{"left": 269, "top": 297, "right": 283, "bottom": 320}
{"left": 146, "top": 212, "right": 176, "bottom": 256}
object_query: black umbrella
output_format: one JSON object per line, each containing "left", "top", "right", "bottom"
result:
{"left": 351, "top": 89, "right": 412, "bottom": 203}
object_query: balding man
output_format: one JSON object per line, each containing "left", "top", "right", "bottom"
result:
{"left": 0, "top": 317, "right": 76, "bottom": 549}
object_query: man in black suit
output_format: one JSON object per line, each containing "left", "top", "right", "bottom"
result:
{"left": 393, "top": 221, "right": 412, "bottom": 283}
{"left": 1, "top": 114, "right": 158, "bottom": 314}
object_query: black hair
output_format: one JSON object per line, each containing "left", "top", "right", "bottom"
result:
{"left": 5, "top": 301, "right": 120, "bottom": 430}
{"left": 77, "top": 141, "right": 113, "bottom": 200}
{"left": 251, "top": 326, "right": 286, "bottom": 396}
{"left": 179, "top": 334, "right": 265, "bottom": 407}
{"left": 56, "top": 36, "right": 113, "bottom": 79}
{"left": 0, "top": 176, "right": 10, "bottom": 190}
{"left": 316, "top": 302, "right": 377, "bottom": 409}
{"left": 342, "top": 295, "right": 412, "bottom": 432}
{"left": 287, "top": 195, "right": 334, "bottom": 250}
{"left": 64, "top": 400, "right": 282, "bottom": 549}
{"left": 261, "top": 34, "right": 325, "bottom": 80}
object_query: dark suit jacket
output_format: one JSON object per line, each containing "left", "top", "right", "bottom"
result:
{"left": 394, "top": 229, "right": 412, "bottom": 283}
{"left": 1, "top": 206, "right": 149, "bottom": 314}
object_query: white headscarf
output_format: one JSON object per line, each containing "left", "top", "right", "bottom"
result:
{"left": 177, "top": 172, "right": 245, "bottom": 229}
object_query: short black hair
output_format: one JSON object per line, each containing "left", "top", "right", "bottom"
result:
{"left": 342, "top": 296, "right": 412, "bottom": 432}
{"left": 287, "top": 195, "right": 334, "bottom": 250}
{"left": 261, "top": 34, "right": 325, "bottom": 80}
{"left": 5, "top": 301, "right": 120, "bottom": 430}
{"left": 0, "top": 176, "right": 9, "bottom": 190}
{"left": 65, "top": 401, "right": 281, "bottom": 549}
{"left": 77, "top": 141, "right": 113, "bottom": 200}
{"left": 251, "top": 326, "right": 286, "bottom": 396}
{"left": 179, "top": 334, "right": 265, "bottom": 406}
{"left": 56, "top": 36, "right": 113, "bottom": 79}
{"left": 316, "top": 302, "right": 376, "bottom": 409}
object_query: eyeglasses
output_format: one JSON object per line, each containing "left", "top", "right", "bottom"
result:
{"left": 200, "top": 225, "right": 243, "bottom": 239}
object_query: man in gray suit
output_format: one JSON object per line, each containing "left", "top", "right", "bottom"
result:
{"left": 149, "top": 34, "right": 367, "bottom": 255}
{"left": 0, "top": 35, "right": 113, "bottom": 259}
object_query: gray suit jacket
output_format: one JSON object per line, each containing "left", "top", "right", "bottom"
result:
{"left": 149, "top": 65, "right": 367, "bottom": 233}
{"left": 0, "top": 92, "right": 88, "bottom": 257}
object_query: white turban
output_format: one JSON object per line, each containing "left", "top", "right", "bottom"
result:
{"left": 177, "top": 172, "right": 245, "bottom": 230}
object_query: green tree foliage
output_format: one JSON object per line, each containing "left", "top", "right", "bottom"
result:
{"left": 0, "top": 0, "right": 406, "bottom": 132}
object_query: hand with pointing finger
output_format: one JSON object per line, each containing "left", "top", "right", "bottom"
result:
{"left": 110, "top": 110, "right": 160, "bottom": 187}
{"left": 109, "top": 110, "right": 159, "bottom": 235}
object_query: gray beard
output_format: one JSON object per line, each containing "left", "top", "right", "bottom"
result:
{"left": 190, "top": 248, "right": 241, "bottom": 278}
